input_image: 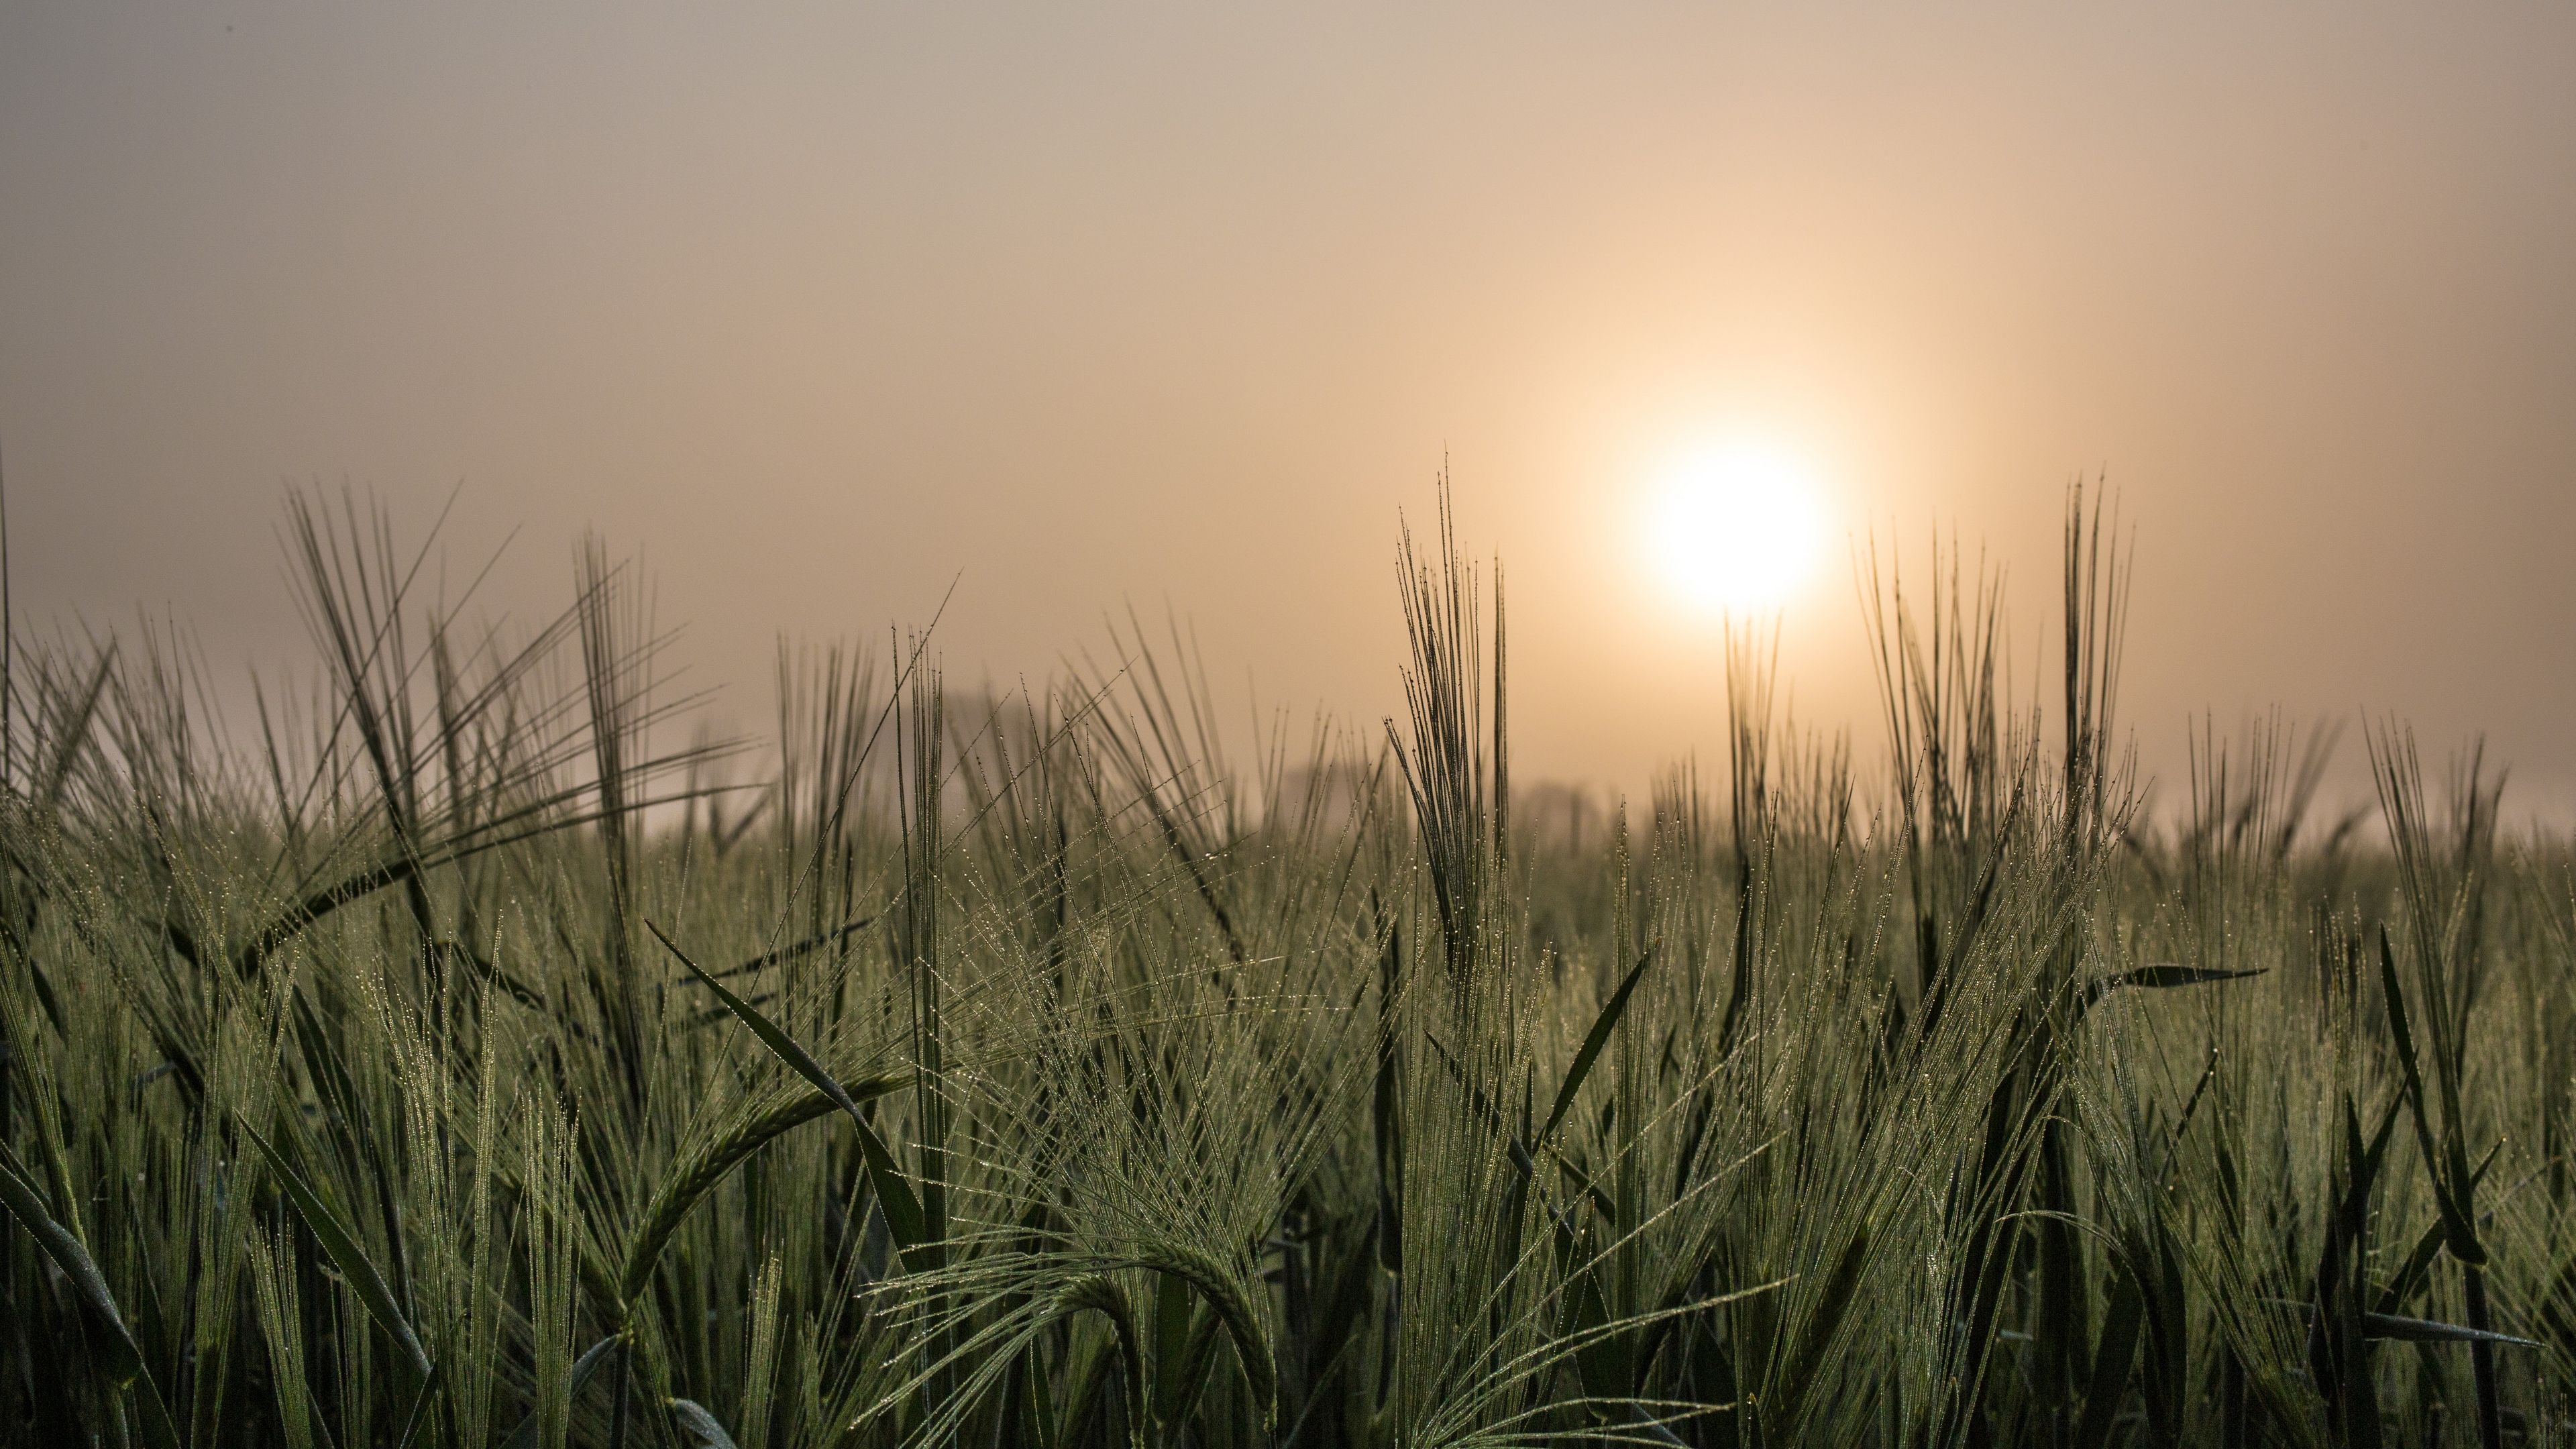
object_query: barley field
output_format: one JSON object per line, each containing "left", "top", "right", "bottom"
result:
{"left": 2, "top": 487, "right": 2569, "bottom": 1448}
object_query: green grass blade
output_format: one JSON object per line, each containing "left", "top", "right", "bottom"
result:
{"left": 647, "top": 919, "right": 928, "bottom": 1254}
{"left": 618, "top": 1074, "right": 904, "bottom": 1306}
{"left": 2362, "top": 1314, "right": 2541, "bottom": 1349}
{"left": 1371, "top": 903, "right": 1405, "bottom": 1276}
{"left": 2359, "top": 1089, "right": 2405, "bottom": 1197}
{"left": 500, "top": 1334, "right": 620, "bottom": 1449}
{"left": 0, "top": 1149, "right": 184, "bottom": 1449}
{"left": 2378, "top": 931, "right": 2428, "bottom": 1114}
{"left": 1540, "top": 943, "right": 1655, "bottom": 1146}
{"left": 2072, "top": 1264, "right": 2143, "bottom": 1449}
{"left": 669, "top": 1397, "right": 742, "bottom": 1448}
{"left": 2379, "top": 930, "right": 2483, "bottom": 1263}
{"left": 2074, "top": 965, "right": 2265, "bottom": 1026}
{"left": 2375, "top": 1141, "right": 2499, "bottom": 1318}
{"left": 2100, "top": 964, "right": 2265, "bottom": 991}
{"left": 239, "top": 1119, "right": 435, "bottom": 1383}
{"left": 392, "top": 1360, "right": 442, "bottom": 1449}
{"left": 1423, "top": 1031, "right": 1611, "bottom": 1222}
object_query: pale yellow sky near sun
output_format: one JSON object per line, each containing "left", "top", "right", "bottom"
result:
{"left": 3, "top": 3, "right": 2571, "bottom": 820}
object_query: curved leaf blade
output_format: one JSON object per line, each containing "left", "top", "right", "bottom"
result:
{"left": 0, "top": 1150, "right": 184, "bottom": 1449}
{"left": 499, "top": 1333, "right": 621, "bottom": 1449}
{"left": 240, "top": 1119, "right": 433, "bottom": 1382}
{"left": 619, "top": 1074, "right": 904, "bottom": 1306}
{"left": 647, "top": 920, "right": 928, "bottom": 1256}
{"left": 669, "top": 1397, "right": 742, "bottom": 1449}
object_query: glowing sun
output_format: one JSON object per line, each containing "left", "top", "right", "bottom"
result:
{"left": 1643, "top": 441, "right": 1829, "bottom": 615}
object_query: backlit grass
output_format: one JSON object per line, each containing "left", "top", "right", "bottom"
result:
{"left": 1, "top": 484, "right": 2569, "bottom": 1447}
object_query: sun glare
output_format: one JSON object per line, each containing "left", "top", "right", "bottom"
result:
{"left": 1644, "top": 441, "right": 1829, "bottom": 616}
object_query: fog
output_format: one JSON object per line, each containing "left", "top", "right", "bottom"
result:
{"left": 6, "top": 3, "right": 2571, "bottom": 823}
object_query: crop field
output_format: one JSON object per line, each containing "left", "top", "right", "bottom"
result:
{"left": 1, "top": 486, "right": 2571, "bottom": 1449}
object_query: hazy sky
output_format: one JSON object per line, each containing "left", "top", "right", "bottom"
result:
{"left": 5, "top": 4, "right": 2572, "bottom": 821}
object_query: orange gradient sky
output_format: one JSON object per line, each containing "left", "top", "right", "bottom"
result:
{"left": 4, "top": 5, "right": 2572, "bottom": 820}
